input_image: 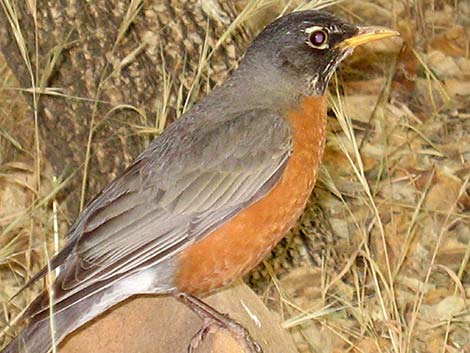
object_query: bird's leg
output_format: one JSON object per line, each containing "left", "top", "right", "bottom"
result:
{"left": 175, "top": 292, "right": 262, "bottom": 353}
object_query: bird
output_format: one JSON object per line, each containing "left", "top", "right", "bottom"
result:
{"left": 1, "top": 9, "right": 399, "bottom": 353}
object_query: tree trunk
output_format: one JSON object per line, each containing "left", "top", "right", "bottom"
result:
{"left": 0, "top": 0, "right": 248, "bottom": 216}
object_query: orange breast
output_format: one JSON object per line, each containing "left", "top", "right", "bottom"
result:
{"left": 175, "top": 95, "right": 327, "bottom": 295}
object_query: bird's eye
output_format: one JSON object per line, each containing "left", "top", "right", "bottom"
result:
{"left": 306, "top": 27, "right": 329, "bottom": 49}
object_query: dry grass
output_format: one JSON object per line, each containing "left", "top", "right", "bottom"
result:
{"left": 1, "top": 0, "right": 470, "bottom": 352}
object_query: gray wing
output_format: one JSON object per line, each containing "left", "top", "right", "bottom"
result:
{"left": 26, "top": 108, "right": 292, "bottom": 319}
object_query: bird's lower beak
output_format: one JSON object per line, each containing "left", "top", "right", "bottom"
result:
{"left": 338, "top": 26, "right": 400, "bottom": 49}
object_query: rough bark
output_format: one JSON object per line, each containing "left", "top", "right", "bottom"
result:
{"left": 0, "top": 0, "right": 248, "bottom": 216}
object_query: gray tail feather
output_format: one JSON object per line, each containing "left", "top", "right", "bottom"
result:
{"left": 1, "top": 287, "right": 131, "bottom": 353}
{"left": 1, "top": 318, "right": 56, "bottom": 353}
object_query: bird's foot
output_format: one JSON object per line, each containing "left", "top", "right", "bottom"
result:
{"left": 176, "top": 292, "right": 262, "bottom": 353}
{"left": 187, "top": 315, "right": 262, "bottom": 353}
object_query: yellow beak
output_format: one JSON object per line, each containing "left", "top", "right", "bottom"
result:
{"left": 338, "top": 26, "right": 400, "bottom": 49}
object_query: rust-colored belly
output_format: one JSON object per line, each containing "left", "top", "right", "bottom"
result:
{"left": 175, "top": 95, "right": 327, "bottom": 295}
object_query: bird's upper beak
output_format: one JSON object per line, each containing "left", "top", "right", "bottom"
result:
{"left": 338, "top": 26, "right": 400, "bottom": 49}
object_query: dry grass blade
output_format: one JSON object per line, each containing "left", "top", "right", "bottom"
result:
{"left": 328, "top": 82, "right": 401, "bottom": 352}
{"left": 115, "top": 0, "right": 144, "bottom": 51}
{"left": 406, "top": 178, "right": 470, "bottom": 351}
{"left": 0, "top": 1, "right": 33, "bottom": 75}
{"left": 78, "top": 0, "right": 146, "bottom": 211}
{"left": 296, "top": 0, "right": 344, "bottom": 11}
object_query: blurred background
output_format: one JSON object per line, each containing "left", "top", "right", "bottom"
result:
{"left": 0, "top": 0, "right": 469, "bottom": 352}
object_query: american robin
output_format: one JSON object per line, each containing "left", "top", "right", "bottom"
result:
{"left": 2, "top": 9, "right": 398, "bottom": 353}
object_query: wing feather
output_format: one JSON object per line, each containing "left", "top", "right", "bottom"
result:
{"left": 25, "top": 108, "right": 293, "bottom": 319}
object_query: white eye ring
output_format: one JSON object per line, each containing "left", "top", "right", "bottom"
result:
{"left": 305, "top": 26, "right": 329, "bottom": 49}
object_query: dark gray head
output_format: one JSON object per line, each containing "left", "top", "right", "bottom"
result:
{"left": 236, "top": 10, "right": 398, "bottom": 98}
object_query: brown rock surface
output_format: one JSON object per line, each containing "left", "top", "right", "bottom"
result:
{"left": 60, "top": 282, "right": 298, "bottom": 353}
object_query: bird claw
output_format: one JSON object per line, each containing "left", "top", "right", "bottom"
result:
{"left": 187, "top": 321, "right": 215, "bottom": 353}
{"left": 176, "top": 292, "right": 263, "bottom": 353}
{"left": 187, "top": 318, "right": 263, "bottom": 353}
{"left": 219, "top": 318, "right": 263, "bottom": 353}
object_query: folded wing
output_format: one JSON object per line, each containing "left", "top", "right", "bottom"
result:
{"left": 25, "top": 108, "right": 292, "bottom": 321}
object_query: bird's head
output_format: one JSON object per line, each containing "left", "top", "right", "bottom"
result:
{"left": 238, "top": 10, "right": 399, "bottom": 98}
